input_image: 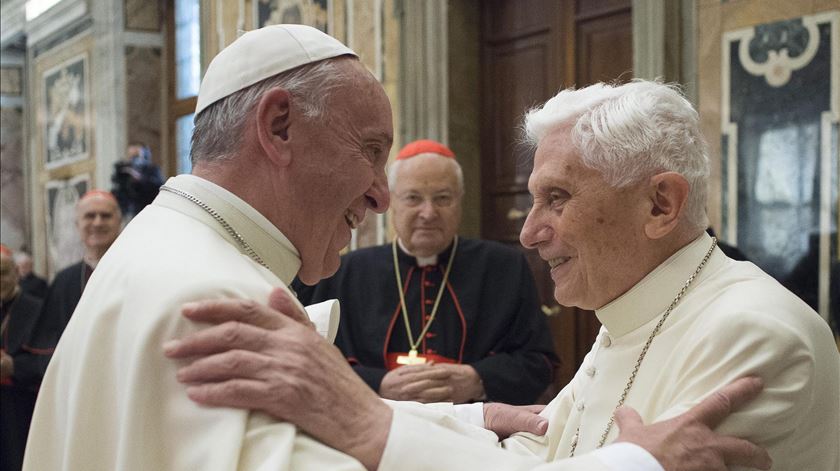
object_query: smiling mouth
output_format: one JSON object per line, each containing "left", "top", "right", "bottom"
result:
{"left": 345, "top": 211, "right": 361, "bottom": 229}
{"left": 548, "top": 256, "right": 571, "bottom": 269}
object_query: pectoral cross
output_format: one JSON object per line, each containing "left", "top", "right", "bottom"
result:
{"left": 396, "top": 349, "right": 427, "bottom": 365}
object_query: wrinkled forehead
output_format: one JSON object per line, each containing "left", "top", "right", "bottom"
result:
{"left": 395, "top": 155, "right": 460, "bottom": 191}
{"left": 76, "top": 195, "right": 119, "bottom": 215}
{"left": 529, "top": 128, "right": 584, "bottom": 187}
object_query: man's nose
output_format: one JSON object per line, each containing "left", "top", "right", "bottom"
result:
{"left": 519, "top": 208, "right": 549, "bottom": 249}
{"left": 365, "top": 171, "right": 390, "bottom": 214}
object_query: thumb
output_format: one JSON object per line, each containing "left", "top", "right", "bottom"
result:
{"left": 268, "top": 287, "right": 313, "bottom": 328}
{"left": 614, "top": 405, "right": 644, "bottom": 432}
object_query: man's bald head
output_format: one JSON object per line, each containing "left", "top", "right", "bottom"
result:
{"left": 76, "top": 191, "right": 122, "bottom": 257}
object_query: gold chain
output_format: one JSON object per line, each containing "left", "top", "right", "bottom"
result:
{"left": 392, "top": 236, "right": 458, "bottom": 352}
{"left": 569, "top": 237, "right": 718, "bottom": 456}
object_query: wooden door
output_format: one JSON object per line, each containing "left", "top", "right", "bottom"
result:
{"left": 480, "top": 0, "right": 633, "bottom": 397}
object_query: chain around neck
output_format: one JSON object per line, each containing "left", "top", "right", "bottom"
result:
{"left": 569, "top": 237, "right": 718, "bottom": 456}
{"left": 392, "top": 236, "right": 459, "bottom": 352}
{"left": 160, "top": 185, "right": 269, "bottom": 270}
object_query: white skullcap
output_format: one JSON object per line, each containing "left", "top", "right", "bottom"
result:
{"left": 194, "top": 24, "right": 357, "bottom": 118}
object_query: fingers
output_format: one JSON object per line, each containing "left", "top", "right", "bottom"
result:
{"left": 186, "top": 379, "right": 274, "bottom": 411}
{"left": 413, "top": 385, "right": 455, "bottom": 403}
{"left": 176, "top": 349, "right": 271, "bottom": 383}
{"left": 614, "top": 405, "right": 644, "bottom": 431}
{"left": 182, "top": 298, "right": 285, "bottom": 330}
{"left": 484, "top": 403, "right": 549, "bottom": 438}
{"left": 519, "top": 404, "right": 546, "bottom": 414}
{"left": 164, "top": 321, "right": 270, "bottom": 358}
{"left": 400, "top": 378, "right": 453, "bottom": 396}
{"left": 395, "top": 366, "right": 452, "bottom": 382}
{"left": 686, "top": 376, "right": 764, "bottom": 428}
{"left": 267, "top": 288, "right": 313, "bottom": 327}
{"left": 717, "top": 436, "right": 773, "bottom": 470}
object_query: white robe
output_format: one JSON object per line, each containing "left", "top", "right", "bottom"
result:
{"left": 24, "top": 175, "right": 367, "bottom": 471}
{"left": 379, "top": 233, "right": 840, "bottom": 471}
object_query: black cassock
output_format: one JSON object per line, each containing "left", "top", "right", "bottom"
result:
{"left": 1, "top": 291, "right": 43, "bottom": 471}
{"left": 10, "top": 260, "right": 92, "bottom": 389}
{"left": 19, "top": 274, "right": 48, "bottom": 300}
{"left": 293, "top": 238, "right": 558, "bottom": 405}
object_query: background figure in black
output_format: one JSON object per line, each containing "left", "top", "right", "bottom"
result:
{"left": 12, "top": 191, "right": 123, "bottom": 392}
{"left": 1, "top": 246, "right": 46, "bottom": 471}
{"left": 294, "top": 140, "right": 557, "bottom": 405}
{"left": 111, "top": 142, "right": 163, "bottom": 220}
{"left": 784, "top": 232, "right": 839, "bottom": 335}
{"left": 12, "top": 251, "right": 47, "bottom": 300}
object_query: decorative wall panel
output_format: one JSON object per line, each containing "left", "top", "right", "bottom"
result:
{"left": 255, "top": 0, "right": 329, "bottom": 31}
{"left": 722, "top": 11, "right": 838, "bottom": 323}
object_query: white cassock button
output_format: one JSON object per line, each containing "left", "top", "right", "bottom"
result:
{"left": 600, "top": 334, "right": 612, "bottom": 348}
{"left": 576, "top": 402, "right": 585, "bottom": 411}
{"left": 585, "top": 367, "right": 596, "bottom": 377}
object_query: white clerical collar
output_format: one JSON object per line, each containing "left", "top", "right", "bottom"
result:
{"left": 595, "top": 232, "right": 725, "bottom": 338}
{"left": 396, "top": 238, "right": 438, "bottom": 267}
{"left": 156, "top": 175, "right": 301, "bottom": 284}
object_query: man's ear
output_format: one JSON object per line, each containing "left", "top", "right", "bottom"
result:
{"left": 255, "top": 87, "right": 293, "bottom": 167}
{"left": 644, "top": 172, "right": 690, "bottom": 240}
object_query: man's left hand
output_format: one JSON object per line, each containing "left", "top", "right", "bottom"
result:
{"left": 428, "top": 363, "right": 485, "bottom": 403}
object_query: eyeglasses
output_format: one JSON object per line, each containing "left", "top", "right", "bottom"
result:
{"left": 396, "top": 192, "right": 458, "bottom": 208}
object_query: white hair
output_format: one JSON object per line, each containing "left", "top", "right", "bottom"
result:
{"left": 12, "top": 251, "right": 31, "bottom": 265}
{"left": 523, "top": 80, "right": 710, "bottom": 231}
{"left": 191, "top": 58, "right": 351, "bottom": 165}
{"left": 388, "top": 153, "right": 464, "bottom": 194}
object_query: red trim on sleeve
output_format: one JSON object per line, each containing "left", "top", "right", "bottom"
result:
{"left": 445, "top": 281, "right": 467, "bottom": 364}
{"left": 21, "top": 345, "right": 55, "bottom": 355}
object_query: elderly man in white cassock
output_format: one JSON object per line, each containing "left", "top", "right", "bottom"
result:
{"left": 25, "top": 25, "right": 398, "bottom": 470}
{"left": 164, "top": 73, "right": 839, "bottom": 467}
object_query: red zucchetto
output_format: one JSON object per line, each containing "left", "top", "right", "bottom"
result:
{"left": 396, "top": 139, "right": 456, "bottom": 160}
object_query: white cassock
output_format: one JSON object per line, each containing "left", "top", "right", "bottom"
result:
{"left": 24, "top": 174, "right": 368, "bottom": 470}
{"left": 24, "top": 174, "right": 652, "bottom": 471}
{"left": 379, "top": 233, "right": 840, "bottom": 471}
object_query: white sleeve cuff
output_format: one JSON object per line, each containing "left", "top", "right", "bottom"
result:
{"left": 591, "top": 443, "right": 665, "bottom": 471}
{"left": 453, "top": 402, "right": 485, "bottom": 428}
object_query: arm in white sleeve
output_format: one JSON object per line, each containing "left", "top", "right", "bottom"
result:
{"left": 591, "top": 443, "right": 664, "bottom": 471}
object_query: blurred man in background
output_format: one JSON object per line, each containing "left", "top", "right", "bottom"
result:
{"left": 295, "top": 139, "right": 556, "bottom": 405}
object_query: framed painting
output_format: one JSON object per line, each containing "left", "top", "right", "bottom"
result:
{"left": 43, "top": 52, "right": 90, "bottom": 169}
{"left": 254, "top": 0, "right": 330, "bottom": 32}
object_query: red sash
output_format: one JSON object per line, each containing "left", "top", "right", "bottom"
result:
{"left": 385, "top": 351, "right": 457, "bottom": 370}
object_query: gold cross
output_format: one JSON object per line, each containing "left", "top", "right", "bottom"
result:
{"left": 396, "top": 349, "right": 427, "bottom": 365}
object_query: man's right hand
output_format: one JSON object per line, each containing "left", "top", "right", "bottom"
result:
{"left": 615, "top": 376, "right": 772, "bottom": 471}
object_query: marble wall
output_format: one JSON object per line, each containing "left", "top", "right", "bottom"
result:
{"left": 125, "top": 45, "right": 162, "bottom": 166}
{"left": 697, "top": 1, "right": 838, "bottom": 327}
{"left": 696, "top": 0, "right": 838, "bottom": 231}
{"left": 0, "top": 105, "right": 26, "bottom": 249}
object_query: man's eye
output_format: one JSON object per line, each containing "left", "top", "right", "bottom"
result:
{"left": 548, "top": 191, "right": 568, "bottom": 207}
{"left": 434, "top": 195, "right": 453, "bottom": 207}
